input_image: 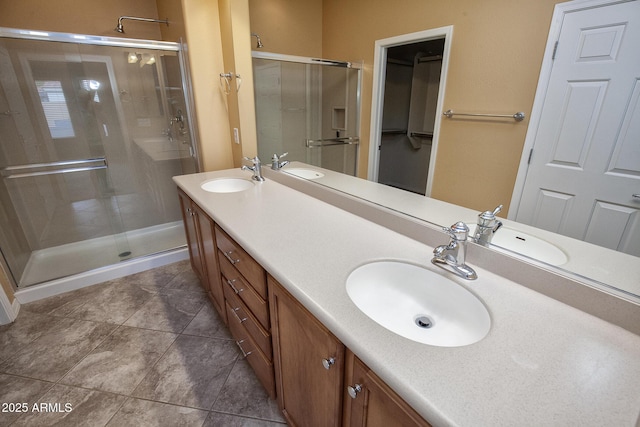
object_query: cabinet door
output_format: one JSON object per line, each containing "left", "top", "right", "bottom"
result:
{"left": 195, "top": 203, "right": 226, "bottom": 322}
{"left": 343, "top": 350, "right": 431, "bottom": 427}
{"left": 178, "top": 189, "right": 205, "bottom": 281}
{"left": 269, "top": 276, "right": 345, "bottom": 427}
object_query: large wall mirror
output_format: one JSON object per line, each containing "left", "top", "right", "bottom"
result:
{"left": 247, "top": 0, "right": 640, "bottom": 302}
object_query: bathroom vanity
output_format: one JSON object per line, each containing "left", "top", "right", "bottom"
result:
{"left": 174, "top": 168, "right": 640, "bottom": 427}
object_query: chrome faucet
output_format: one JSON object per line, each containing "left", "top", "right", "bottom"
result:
{"left": 474, "top": 205, "right": 503, "bottom": 245}
{"left": 271, "top": 152, "right": 289, "bottom": 170}
{"left": 432, "top": 221, "right": 477, "bottom": 280}
{"left": 241, "top": 156, "right": 265, "bottom": 181}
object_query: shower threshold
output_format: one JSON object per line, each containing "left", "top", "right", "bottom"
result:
{"left": 15, "top": 221, "right": 188, "bottom": 302}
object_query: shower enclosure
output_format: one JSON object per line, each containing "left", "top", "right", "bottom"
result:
{"left": 252, "top": 52, "right": 361, "bottom": 176}
{"left": 0, "top": 28, "right": 198, "bottom": 289}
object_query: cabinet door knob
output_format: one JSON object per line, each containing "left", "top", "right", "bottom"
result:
{"left": 322, "top": 357, "right": 335, "bottom": 370}
{"left": 347, "top": 384, "right": 363, "bottom": 399}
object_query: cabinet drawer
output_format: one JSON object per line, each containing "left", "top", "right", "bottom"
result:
{"left": 226, "top": 301, "right": 276, "bottom": 400}
{"left": 215, "top": 225, "right": 267, "bottom": 298}
{"left": 224, "top": 272, "right": 272, "bottom": 359}
{"left": 219, "top": 251, "right": 270, "bottom": 330}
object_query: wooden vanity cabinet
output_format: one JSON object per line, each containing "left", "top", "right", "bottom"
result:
{"left": 343, "top": 350, "right": 432, "bottom": 427}
{"left": 178, "top": 189, "right": 205, "bottom": 282}
{"left": 215, "top": 225, "right": 275, "bottom": 399}
{"left": 177, "top": 189, "right": 226, "bottom": 321}
{"left": 269, "top": 275, "right": 345, "bottom": 427}
{"left": 268, "top": 275, "right": 431, "bottom": 427}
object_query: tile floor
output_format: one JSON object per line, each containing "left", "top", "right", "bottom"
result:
{"left": 0, "top": 261, "right": 286, "bottom": 426}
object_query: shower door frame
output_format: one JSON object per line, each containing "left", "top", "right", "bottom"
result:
{"left": 0, "top": 27, "right": 200, "bottom": 291}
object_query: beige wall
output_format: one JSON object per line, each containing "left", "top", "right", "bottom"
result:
{"left": 181, "top": 0, "right": 234, "bottom": 171}
{"left": 218, "top": 0, "right": 259, "bottom": 165}
{"left": 0, "top": 0, "right": 162, "bottom": 39}
{"left": 248, "top": 0, "right": 323, "bottom": 58}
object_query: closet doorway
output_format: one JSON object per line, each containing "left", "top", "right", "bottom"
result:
{"left": 368, "top": 27, "right": 452, "bottom": 196}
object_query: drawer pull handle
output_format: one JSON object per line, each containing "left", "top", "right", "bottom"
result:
{"left": 223, "top": 250, "right": 240, "bottom": 265}
{"left": 322, "top": 357, "right": 336, "bottom": 370}
{"left": 347, "top": 384, "right": 362, "bottom": 399}
{"left": 231, "top": 307, "right": 247, "bottom": 323}
{"left": 226, "top": 278, "right": 243, "bottom": 294}
{"left": 235, "top": 339, "right": 252, "bottom": 358}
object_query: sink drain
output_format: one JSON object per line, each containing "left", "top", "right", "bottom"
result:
{"left": 415, "top": 315, "right": 434, "bottom": 329}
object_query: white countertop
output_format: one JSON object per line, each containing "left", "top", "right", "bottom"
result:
{"left": 174, "top": 169, "right": 640, "bottom": 427}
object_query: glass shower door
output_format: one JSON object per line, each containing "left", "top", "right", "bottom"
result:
{"left": 253, "top": 55, "right": 361, "bottom": 176}
{"left": 0, "top": 45, "right": 131, "bottom": 286}
{"left": 0, "top": 30, "right": 198, "bottom": 288}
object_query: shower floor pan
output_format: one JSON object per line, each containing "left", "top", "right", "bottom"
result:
{"left": 18, "top": 221, "right": 187, "bottom": 289}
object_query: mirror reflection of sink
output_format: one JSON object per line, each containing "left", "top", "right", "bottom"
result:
{"left": 201, "top": 178, "right": 254, "bottom": 193}
{"left": 489, "top": 228, "right": 568, "bottom": 266}
{"left": 346, "top": 261, "right": 491, "bottom": 347}
{"left": 285, "top": 168, "right": 325, "bottom": 179}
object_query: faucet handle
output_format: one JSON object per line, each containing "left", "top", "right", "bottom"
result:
{"left": 443, "top": 221, "right": 469, "bottom": 241}
{"left": 243, "top": 156, "right": 261, "bottom": 164}
{"left": 274, "top": 152, "right": 288, "bottom": 160}
{"left": 478, "top": 205, "right": 503, "bottom": 227}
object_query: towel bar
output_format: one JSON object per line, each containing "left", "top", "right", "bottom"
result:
{"left": 443, "top": 109, "right": 525, "bottom": 122}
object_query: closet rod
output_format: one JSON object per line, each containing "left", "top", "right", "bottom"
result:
{"left": 443, "top": 109, "right": 525, "bottom": 122}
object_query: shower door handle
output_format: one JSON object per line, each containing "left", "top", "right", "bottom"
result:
{"left": 1, "top": 157, "right": 108, "bottom": 179}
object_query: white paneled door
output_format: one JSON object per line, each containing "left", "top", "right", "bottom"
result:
{"left": 516, "top": 0, "right": 640, "bottom": 256}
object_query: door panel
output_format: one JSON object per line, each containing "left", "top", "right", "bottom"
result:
{"left": 516, "top": 1, "right": 640, "bottom": 256}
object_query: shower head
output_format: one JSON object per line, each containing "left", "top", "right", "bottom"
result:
{"left": 251, "top": 33, "right": 264, "bottom": 49}
{"left": 115, "top": 16, "right": 169, "bottom": 34}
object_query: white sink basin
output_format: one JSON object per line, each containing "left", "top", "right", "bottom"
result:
{"left": 346, "top": 261, "right": 491, "bottom": 347}
{"left": 201, "top": 178, "right": 254, "bottom": 193}
{"left": 285, "top": 168, "right": 325, "bottom": 179}
{"left": 490, "top": 227, "right": 568, "bottom": 266}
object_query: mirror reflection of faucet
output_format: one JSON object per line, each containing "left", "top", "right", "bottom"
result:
{"left": 271, "top": 152, "right": 289, "bottom": 170}
{"left": 474, "top": 205, "right": 503, "bottom": 246}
